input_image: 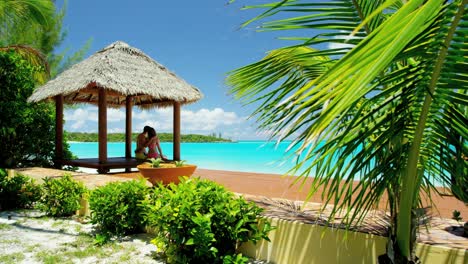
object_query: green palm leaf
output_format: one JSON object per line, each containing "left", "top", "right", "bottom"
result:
{"left": 228, "top": 0, "right": 467, "bottom": 261}
{"left": 0, "top": 0, "right": 54, "bottom": 82}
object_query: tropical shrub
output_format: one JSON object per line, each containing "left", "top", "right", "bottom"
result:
{"left": 145, "top": 177, "right": 271, "bottom": 264}
{"left": 221, "top": 253, "right": 249, "bottom": 264}
{"left": 0, "top": 169, "right": 41, "bottom": 210}
{"left": 148, "top": 158, "right": 163, "bottom": 168}
{"left": 452, "top": 210, "right": 462, "bottom": 223}
{"left": 38, "top": 174, "right": 86, "bottom": 217}
{"left": 174, "top": 160, "right": 186, "bottom": 167}
{"left": 88, "top": 179, "right": 149, "bottom": 242}
{"left": 0, "top": 50, "right": 75, "bottom": 169}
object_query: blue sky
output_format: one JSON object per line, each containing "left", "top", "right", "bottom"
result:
{"left": 55, "top": 0, "right": 317, "bottom": 140}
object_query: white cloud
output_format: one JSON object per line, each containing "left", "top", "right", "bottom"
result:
{"left": 180, "top": 108, "right": 245, "bottom": 131}
{"left": 66, "top": 108, "right": 97, "bottom": 122}
{"left": 134, "top": 107, "right": 245, "bottom": 132}
{"left": 108, "top": 127, "right": 124, "bottom": 133}
{"left": 133, "top": 109, "right": 152, "bottom": 120}
{"left": 66, "top": 107, "right": 126, "bottom": 123}
{"left": 107, "top": 108, "right": 125, "bottom": 122}
{"left": 64, "top": 106, "right": 254, "bottom": 139}
{"left": 134, "top": 121, "right": 163, "bottom": 133}
{"left": 71, "top": 120, "right": 86, "bottom": 130}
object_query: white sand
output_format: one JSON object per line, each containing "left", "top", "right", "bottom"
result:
{"left": 0, "top": 210, "right": 160, "bottom": 264}
{"left": 0, "top": 210, "right": 269, "bottom": 264}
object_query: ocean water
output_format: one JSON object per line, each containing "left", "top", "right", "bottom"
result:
{"left": 68, "top": 141, "right": 446, "bottom": 186}
{"left": 69, "top": 141, "right": 301, "bottom": 175}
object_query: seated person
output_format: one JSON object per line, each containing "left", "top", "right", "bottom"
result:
{"left": 135, "top": 126, "right": 151, "bottom": 160}
{"left": 146, "top": 127, "right": 168, "bottom": 161}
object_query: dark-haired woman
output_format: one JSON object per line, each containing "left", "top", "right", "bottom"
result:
{"left": 147, "top": 128, "right": 167, "bottom": 160}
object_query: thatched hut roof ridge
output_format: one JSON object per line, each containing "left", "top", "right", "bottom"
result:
{"left": 28, "top": 41, "right": 203, "bottom": 108}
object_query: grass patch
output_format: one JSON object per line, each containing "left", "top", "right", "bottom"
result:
{"left": 25, "top": 243, "right": 42, "bottom": 252}
{"left": 0, "top": 223, "right": 12, "bottom": 230}
{"left": 119, "top": 253, "right": 132, "bottom": 262}
{"left": 0, "top": 238, "right": 21, "bottom": 244}
{"left": 51, "top": 219, "right": 66, "bottom": 229}
{"left": 61, "top": 235, "right": 126, "bottom": 260}
{"left": 33, "top": 215, "right": 52, "bottom": 221}
{"left": 35, "top": 250, "right": 70, "bottom": 264}
{"left": 74, "top": 224, "right": 83, "bottom": 233}
{"left": 0, "top": 252, "right": 25, "bottom": 264}
{"left": 63, "top": 245, "right": 101, "bottom": 259}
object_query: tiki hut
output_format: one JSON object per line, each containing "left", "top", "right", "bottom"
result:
{"left": 28, "top": 41, "right": 203, "bottom": 173}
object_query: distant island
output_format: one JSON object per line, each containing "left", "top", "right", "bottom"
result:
{"left": 66, "top": 132, "right": 232, "bottom": 143}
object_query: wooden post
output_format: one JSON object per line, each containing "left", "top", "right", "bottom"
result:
{"left": 55, "top": 95, "right": 64, "bottom": 169}
{"left": 98, "top": 88, "right": 107, "bottom": 164}
{"left": 173, "top": 102, "right": 181, "bottom": 161}
{"left": 125, "top": 95, "right": 133, "bottom": 172}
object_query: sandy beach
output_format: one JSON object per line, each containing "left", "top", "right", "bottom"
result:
{"left": 0, "top": 210, "right": 269, "bottom": 264}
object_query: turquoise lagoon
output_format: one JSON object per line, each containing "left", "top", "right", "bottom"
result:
{"left": 69, "top": 141, "right": 301, "bottom": 175}
{"left": 69, "top": 141, "right": 446, "bottom": 186}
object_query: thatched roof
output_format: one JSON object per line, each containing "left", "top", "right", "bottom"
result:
{"left": 28, "top": 41, "right": 203, "bottom": 108}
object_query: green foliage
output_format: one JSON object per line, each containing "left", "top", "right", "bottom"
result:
{"left": 148, "top": 158, "right": 163, "bottom": 168}
{"left": 228, "top": 0, "right": 467, "bottom": 261}
{"left": 0, "top": 0, "right": 54, "bottom": 27}
{"left": 0, "top": 169, "right": 41, "bottom": 210}
{"left": 0, "top": 1, "right": 91, "bottom": 77}
{"left": 88, "top": 180, "right": 149, "bottom": 242}
{"left": 66, "top": 132, "right": 232, "bottom": 143}
{"left": 0, "top": 51, "right": 74, "bottom": 168}
{"left": 222, "top": 253, "right": 249, "bottom": 264}
{"left": 451, "top": 158, "right": 468, "bottom": 204}
{"left": 174, "top": 160, "right": 186, "bottom": 167}
{"left": 145, "top": 177, "right": 272, "bottom": 264}
{"left": 452, "top": 210, "right": 462, "bottom": 223}
{"left": 39, "top": 174, "right": 86, "bottom": 217}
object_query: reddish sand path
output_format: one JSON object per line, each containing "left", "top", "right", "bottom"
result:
{"left": 191, "top": 168, "right": 467, "bottom": 219}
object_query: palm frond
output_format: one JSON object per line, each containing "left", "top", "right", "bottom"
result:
{"left": 0, "top": 45, "right": 50, "bottom": 83}
{"left": 228, "top": 1, "right": 467, "bottom": 250}
{"left": 0, "top": 0, "right": 54, "bottom": 26}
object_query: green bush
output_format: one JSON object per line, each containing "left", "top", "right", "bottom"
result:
{"left": 0, "top": 169, "right": 41, "bottom": 210}
{"left": 145, "top": 177, "right": 272, "bottom": 264}
{"left": 0, "top": 50, "right": 75, "bottom": 169}
{"left": 38, "top": 174, "right": 86, "bottom": 217}
{"left": 89, "top": 179, "right": 149, "bottom": 242}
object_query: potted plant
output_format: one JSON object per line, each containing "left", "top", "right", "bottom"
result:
{"left": 137, "top": 158, "right": 197, "bottom": 185}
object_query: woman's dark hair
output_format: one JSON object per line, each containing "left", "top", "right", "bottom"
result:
{"left": 147, "top": 127, "right": 157, "bottom": 139}
{"left": 143, "top": 126, "right": 152, "bottom": 133}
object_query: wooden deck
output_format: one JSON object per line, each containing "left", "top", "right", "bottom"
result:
{"left": 61, "top": 157, "right": 144, "bottom": 173}
{"left": 15, "top": 167, "right": 152, "bottom": 189}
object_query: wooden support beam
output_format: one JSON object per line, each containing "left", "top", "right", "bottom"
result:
{"left": 55, "top": 95, "right": 64, "bottom": 169}
{"left": 173, "top": 102, "right": 181, "bottom": 161}
{"left": 125, "top": 96, "right": 133, "bottom": 172}
{"left": 98, "top": 88, "right": 107, "bottom": 164}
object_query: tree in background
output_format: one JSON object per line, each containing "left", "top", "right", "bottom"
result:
{"left": 0, "top": 51, "right": 59, "bottom": 167}
{"left": 228, "top": 0, "right": 467, "bottom": 263}
{"left": 0, "top": 0, "right": 91, "bottom": 77}
{"left": 0, "top": 0, "right": 54, "bottom": 82}
{"left": 0, "top": 0, "right": 89, "bottom": 168}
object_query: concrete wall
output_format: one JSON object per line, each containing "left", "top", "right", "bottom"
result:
{"left": 240, "top": 217, "right": 467, "bottom": 264}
